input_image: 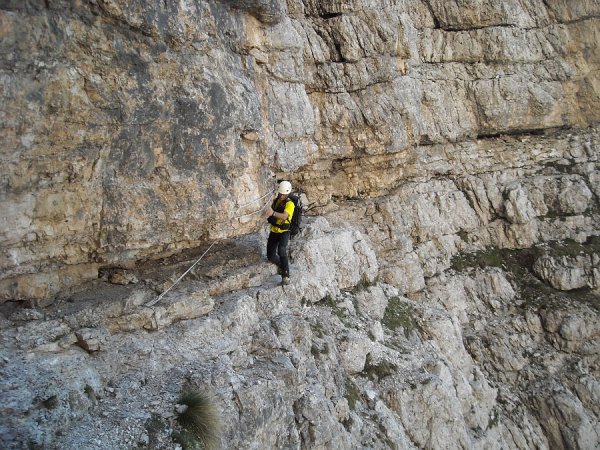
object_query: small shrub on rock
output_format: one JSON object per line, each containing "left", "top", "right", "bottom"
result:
{"left": 175, "top": 390, "right": 221, "bottom": 449}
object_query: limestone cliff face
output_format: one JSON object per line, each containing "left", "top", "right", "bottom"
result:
{"left": 1, "top": 1, "right": 599, "bottom": 449}
{"left": 1, "top": 0, "right": 598, "bottom": 299}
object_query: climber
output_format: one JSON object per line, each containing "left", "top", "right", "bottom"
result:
{"left": 264, "top": 180, "right": 295, "bottom": 285}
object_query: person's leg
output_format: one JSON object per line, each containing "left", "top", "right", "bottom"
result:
{"left": 277, "top": 232, "right": 290, "bottom": 277}
{"left": 267, "top": 232, "right": 281, "bottom": 268}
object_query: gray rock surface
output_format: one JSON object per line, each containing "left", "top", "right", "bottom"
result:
{"left": 0, "top": 1, "right": 599, "bottom": 449}
{"left": 1, "top": 0, "right": 599, "bottom": 300}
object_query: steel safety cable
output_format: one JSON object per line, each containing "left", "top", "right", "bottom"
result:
{"left": 145, "top": 185, "right": 277, "bottom": 307}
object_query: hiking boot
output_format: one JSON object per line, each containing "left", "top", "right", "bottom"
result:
{"left": 281, "top": 276, "right": 290, "bottom": 285}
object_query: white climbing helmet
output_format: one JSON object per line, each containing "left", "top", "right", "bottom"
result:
{"left": 278, "top": 180, "right": 292, "bottom": 195}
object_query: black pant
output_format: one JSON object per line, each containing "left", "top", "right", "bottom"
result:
{"left": 267, "top": 231, "right": 290, "bottom": 277}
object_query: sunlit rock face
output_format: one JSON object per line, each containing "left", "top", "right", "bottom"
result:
{"left": 0, "top": 1, "right": 599, "bottom": 449}
{"left": 1, "top": 0, "right": 598, "bottom": 301}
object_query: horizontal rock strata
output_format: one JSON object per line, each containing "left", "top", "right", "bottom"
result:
{"left": 0, "top": 1, "right": 599, "bottom": 449}
{"left": 1, "top": 0, "right": 599, "bottom": 300}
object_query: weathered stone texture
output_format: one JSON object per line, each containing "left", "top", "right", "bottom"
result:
{"left": 1, "top": 0, "right": 599, "bottom": 300}
{"left": 0, "top": 1, "right": 599, "bottom": 449}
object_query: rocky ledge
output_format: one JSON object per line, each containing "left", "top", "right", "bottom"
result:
{"left": 1, "top": 0, "right": 599, "bottom": 448}
{"left": 1, "top": 162, "right": 599, "bottom": 447}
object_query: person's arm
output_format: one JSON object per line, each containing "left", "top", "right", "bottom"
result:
{"left": 265, "top": 204, "right": 291, "bottom": 221}
{"left": 283, "top": 200, "right": 294, "bottom": 222}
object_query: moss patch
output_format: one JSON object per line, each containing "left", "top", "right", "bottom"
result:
{"left": 546, "top": 236, "right": 600, "bottom": 258}
{"left": 344, "top": 379, "right": 361, "bottom": 411}
{"left": 310, "top": 322, "right": 326, "bottom": 338}
{"left": 451, "top": 246, "right": 514, "bottom": 272}
{"left": 350, "top": 274, "right": 377, "bottom": 294}
{"left": 83, "top": 385, "right": 96, "bottom": 401}
{"left": 319, "top": 293, "right": 354, "bottom": 326}
{"left": 145, "top": 414, "right": 169, "bottom": 449}
{"left": 382, "top": 296, "right": 418, "bottom": 336}
{"left": 172, "top": 430, "right": 202, "bottom": 450}
{"left": 363, "top": 354, "right": 397, "bottom": 381}
{"left": 450, "top": 236, "right": 600, "bottom": 311}
{"left": 320, "top": 293, "right": 336, "bottom": 307}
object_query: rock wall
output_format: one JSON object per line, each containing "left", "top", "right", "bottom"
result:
{"left": 1, "top": 219, "right": 599, "bottom": 449}
{"left": 1, "top": 0, "right": 599, "bottom": 449}
{"left": 1, "top": 0, "right": 599, "bottom": 300}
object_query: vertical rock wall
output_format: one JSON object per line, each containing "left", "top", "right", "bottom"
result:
{"left": 1, "top": 0, "right": 272, "bottom": 299}
{"left": 1, "top": 0, "right": 599, "bottom": 301}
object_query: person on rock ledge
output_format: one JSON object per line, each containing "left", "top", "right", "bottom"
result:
{"left": 264, "top": 180, "right": 295, "bottom": 285}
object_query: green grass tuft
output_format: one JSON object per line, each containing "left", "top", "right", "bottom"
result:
{"left": 176, "top": 390, "right": 221, "bottom": 450}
